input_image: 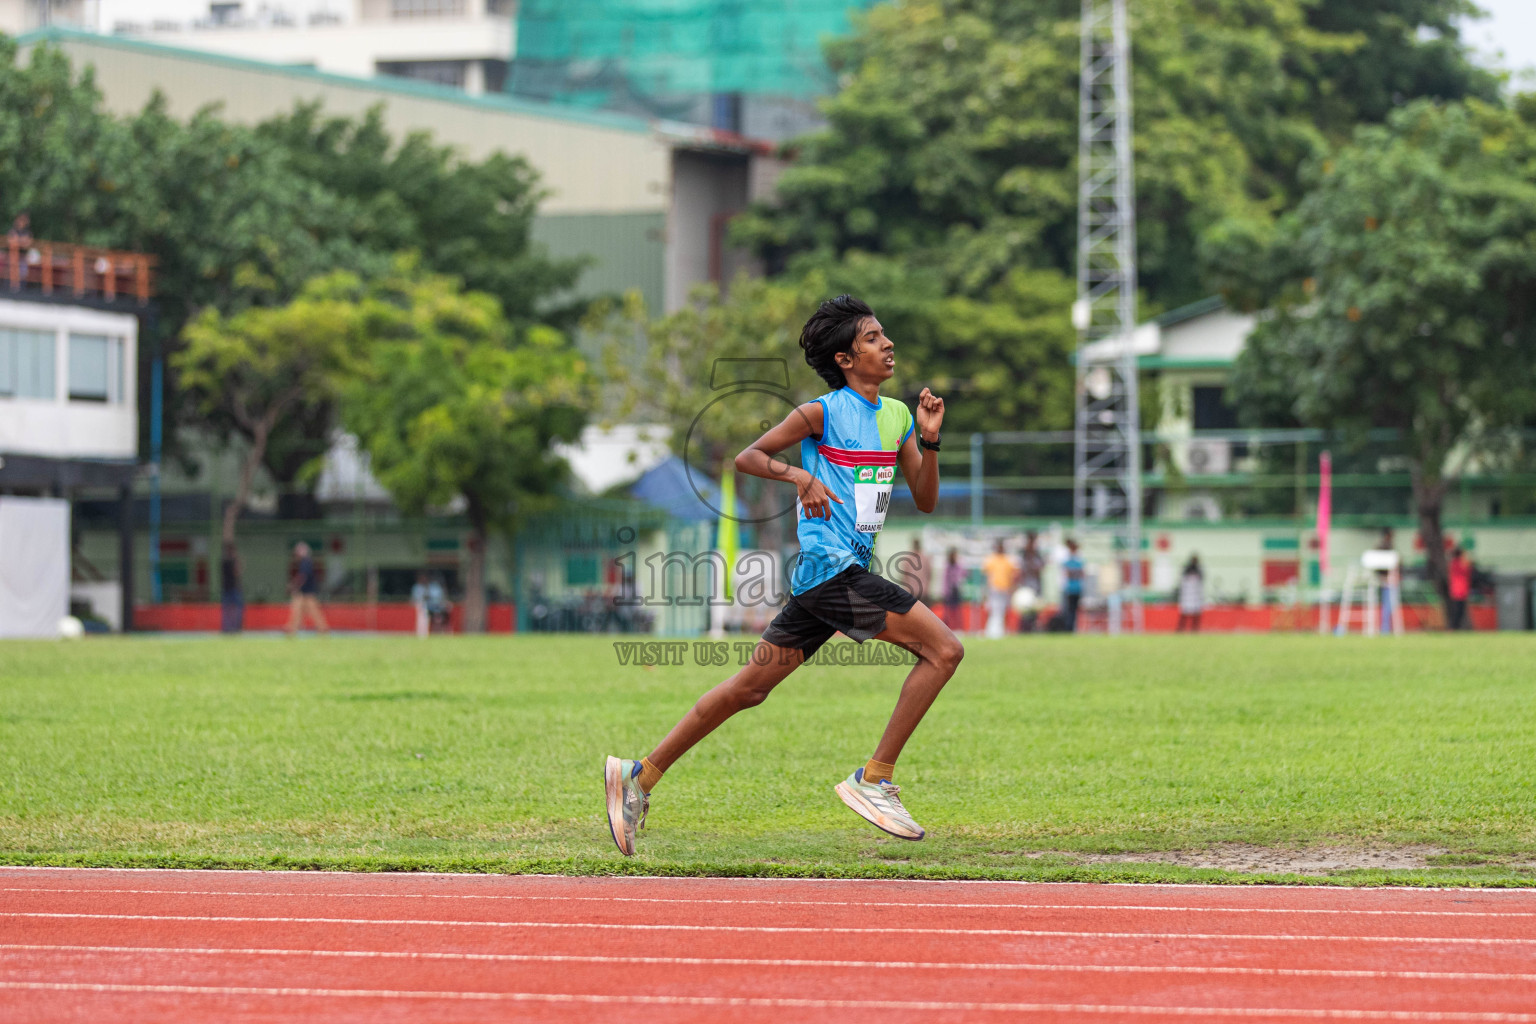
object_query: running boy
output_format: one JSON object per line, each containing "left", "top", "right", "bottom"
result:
{"left": 605, "top": 295, "right": 964, "bottom": 855}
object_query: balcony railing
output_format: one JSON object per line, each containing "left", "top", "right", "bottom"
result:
{"left": 3, "top": 239, "right": 157, "bottom": 305}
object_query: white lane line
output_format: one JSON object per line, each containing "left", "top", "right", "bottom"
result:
{"left": 6, "top": 912, "right": 1536, "bottom": 944}
{"left": 1, "top": 981, "right": 1533, "bottom": 1020}
{"left": 6, "top": 943, "right": 1536, "bottom": 984}
{"left": 4, "top": 886, "right": 1531, "bottom": 918}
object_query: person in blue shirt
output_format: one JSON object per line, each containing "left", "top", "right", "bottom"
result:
{"left": 605, "top": 295, "right": 963, "bottom": 855}
{"left": 1061, "top": 538, "right": 1084, "bottom": 633}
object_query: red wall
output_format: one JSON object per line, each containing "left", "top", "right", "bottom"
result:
{"left": 135, "top": 602, "right": 516, "bottom": 633}
{"left": 135, "top": 601, "right": 1493, "bottom": 635}
{"left": 941, "top": 602, "right": 1497, "bottom": 634}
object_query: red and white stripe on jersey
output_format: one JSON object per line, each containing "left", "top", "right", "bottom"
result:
{"left": 816, "top": 445, "right": 900, "bottom": 468}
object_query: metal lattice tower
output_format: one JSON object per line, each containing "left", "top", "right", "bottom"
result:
{"left": 1073, "top": 0, "right": 1143, "bottom": 631}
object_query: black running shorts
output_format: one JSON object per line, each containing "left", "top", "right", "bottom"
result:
{"left": 761, "top": 564, "right": 918, "bottom": 657}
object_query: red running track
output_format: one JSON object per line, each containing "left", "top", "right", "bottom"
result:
{"left": 4, "top": 868, "right": 1536, "bottom": 1022}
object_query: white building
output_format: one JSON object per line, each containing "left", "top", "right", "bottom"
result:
{"left": 0, "top": 298, "right": 138, "bottom": 463}
{"left": 0, "top": 287, "right": 141, "bottom": 632}
{"left": 107, "top": 0, "right": 514, "bottom": 96}
{"left": 0, "top": 0, "right": 99, "bottom": 33}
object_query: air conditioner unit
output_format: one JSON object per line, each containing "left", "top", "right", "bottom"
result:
{"left": 1181, "top": 495, "right": 1223, "bottom": 522}
{"left": 1185, "top": 439, "right": 1231, "bottom": 475}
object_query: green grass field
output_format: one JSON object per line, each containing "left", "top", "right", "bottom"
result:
{"left": 3, "top": 633, "right": 1535, "bottom": 885}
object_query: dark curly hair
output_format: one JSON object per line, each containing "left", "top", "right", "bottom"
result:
{"left": 799, "top": 294, "right": 874, "bottom": 391}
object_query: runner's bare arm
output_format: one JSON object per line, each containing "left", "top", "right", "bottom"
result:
{"left": 898, "top": 387, "right": 944, "bottom": 514}
{"left": 735, "top": 401, "right": 843, "bottom": 520}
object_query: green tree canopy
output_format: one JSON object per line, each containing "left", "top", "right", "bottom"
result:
{"left": 252, "top": 104, "right": 583, "bottom": 328}
{"left": 1215, "top": 99, "right": 1536, "bottom": 609}
{"left": 175, "top": 271, "right": 371, "bottom": 546}
{"left": 343, "top": 263, "right": 591, "bottom": 631}
{"left": 733, "top": 0, "right": 1498, "bottom": 311}
{"left": 0, "top": 39, "right": 581, "bottom": 488}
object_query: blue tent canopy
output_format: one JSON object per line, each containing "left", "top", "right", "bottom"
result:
{"left": 629, "top": 456, "right": 747, "bottom": 523}
{"left": 631, "top": 457, "right": 974, "bottom": 521}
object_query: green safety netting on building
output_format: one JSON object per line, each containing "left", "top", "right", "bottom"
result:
{"left": 509, "top": 0, "right": 875, "bottom": 117}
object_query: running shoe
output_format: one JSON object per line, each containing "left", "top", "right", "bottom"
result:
{"left": 604, "top": 755, "right": 649, "bottom": 856}
{"left": 834, "top": 767, "right": 925, "bottom": 840}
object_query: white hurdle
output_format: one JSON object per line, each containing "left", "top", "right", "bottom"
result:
{"left": 1329, "top": 549, "right": 1404, "bottom": 637}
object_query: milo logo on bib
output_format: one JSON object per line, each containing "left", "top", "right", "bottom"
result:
{"left": 854, "top": 464, "right": 895, "bottom": 533}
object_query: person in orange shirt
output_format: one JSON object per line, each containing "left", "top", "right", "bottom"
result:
{"left": 982, "top": 540, "right": 1018, "bottom": 639}
{"left": 1447, "top": 546, "right": 1473, "bottom": 631}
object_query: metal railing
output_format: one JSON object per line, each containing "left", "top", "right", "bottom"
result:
{"left": 3, "top": 239, "right": 157, "bottom": 304}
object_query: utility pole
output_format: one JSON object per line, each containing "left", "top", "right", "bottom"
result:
{"left": 1073, "top": 0, "right": 1143, "bottom": 632}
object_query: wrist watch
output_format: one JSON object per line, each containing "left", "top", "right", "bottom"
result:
{"left": 918, "top": 432, "right": 941, "bottom": 452}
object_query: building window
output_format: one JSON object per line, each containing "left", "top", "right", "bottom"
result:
{"left": 390, "top": 0, "right": 465, "bottom": 17}
{"left": 68, "top": 333, "right": 124, "bottom": 403}
{"left": 0, "top": 328, "right": 56, "bottom": 400}
{"left": 1191, "top": 385, "right": 1240, "bottom": 431}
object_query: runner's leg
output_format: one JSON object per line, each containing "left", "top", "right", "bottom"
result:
{"left": 646, "top": 639, "right": 806, "bottom": 772}
{"left": 869, "top": 600, "right": 964, "bottom": 766}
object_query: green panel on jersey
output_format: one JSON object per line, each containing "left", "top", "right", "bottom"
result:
{"left": 875, "top": 396, "right": 913, "bottom": 451}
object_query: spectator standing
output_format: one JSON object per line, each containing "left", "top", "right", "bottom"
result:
{"left": 1020, "top": 530, "right": 1044, "bottom": 592}
{"left": 1060, "top": 539, "right": 1084, "bottom": 632}
{"left": 8, "top": 213, "right": 33, "bottom": 282}
{"left": 1374, "top": 527, "right": 1396, "bottom": 635}
{"left": 427, "top": 574, "right": 450, "bottom": 631}
{"left": 8, "top": 213, "right": 33, "bottom": 248}
{"left": 942, "top": 547, "right": 966, "bottom": 631}
{"left": 285, "top": 541, "right": 330, "bottom": 636}
{"left": 219, "top": 542, "right": 244, "bottom": 634}
{"left": 410, "top": 571, "right": 431, "bottom": 638}
{"left": 982, "top": 540, "right": 1018, "bottom": 639}
{"left": 1176, "top": 554, "right": 1205, "bottom": 632}
{"left": 1447, "top": 546, "right": 1472, "bottom": 631}
{"left": 1017, "top": 530, "right": 1045, "bottom": 633}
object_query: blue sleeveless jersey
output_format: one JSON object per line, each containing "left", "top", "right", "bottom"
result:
{"left": 790, "top": 387, "right": 915, "bottom": 595}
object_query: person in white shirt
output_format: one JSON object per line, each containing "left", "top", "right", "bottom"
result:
{"left": 1176, "top": 555, "right": 1204, "bottom": 632}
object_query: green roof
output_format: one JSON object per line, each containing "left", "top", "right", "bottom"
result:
{"left": 15, "top": 26, "right": 656, "bottom": 135}
{"left": 1137, "top": 356, "right": 1234, "bottom": 370}
{"left": 1154, "top": 295, "right": 1226, "bottom": 328}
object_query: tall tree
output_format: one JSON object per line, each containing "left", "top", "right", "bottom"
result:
{"left": 343, "top": 264, "right": 590, "bottom": 632}
{"left": 1216, "top": 100, "right": 1536, "bottom": 613}
{"left": 174, "top": 272, "right": 371, "bottom": 546}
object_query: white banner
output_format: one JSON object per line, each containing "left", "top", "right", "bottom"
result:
{"left": 0, "top": 497, "right": 70, "bottom": 639}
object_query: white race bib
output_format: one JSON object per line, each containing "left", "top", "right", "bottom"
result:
{"left": 853, "top": 464, "right": 895, "bottom": 534}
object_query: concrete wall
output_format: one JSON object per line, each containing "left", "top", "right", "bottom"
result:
{"left": 530, "top": 211, "right": 666, "bottom": 314}
{"left": 665, "top": 149, "right": 750, "bottom": 312}
{"left": 22, "top": 31, "right": 671, "bottom": 217}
